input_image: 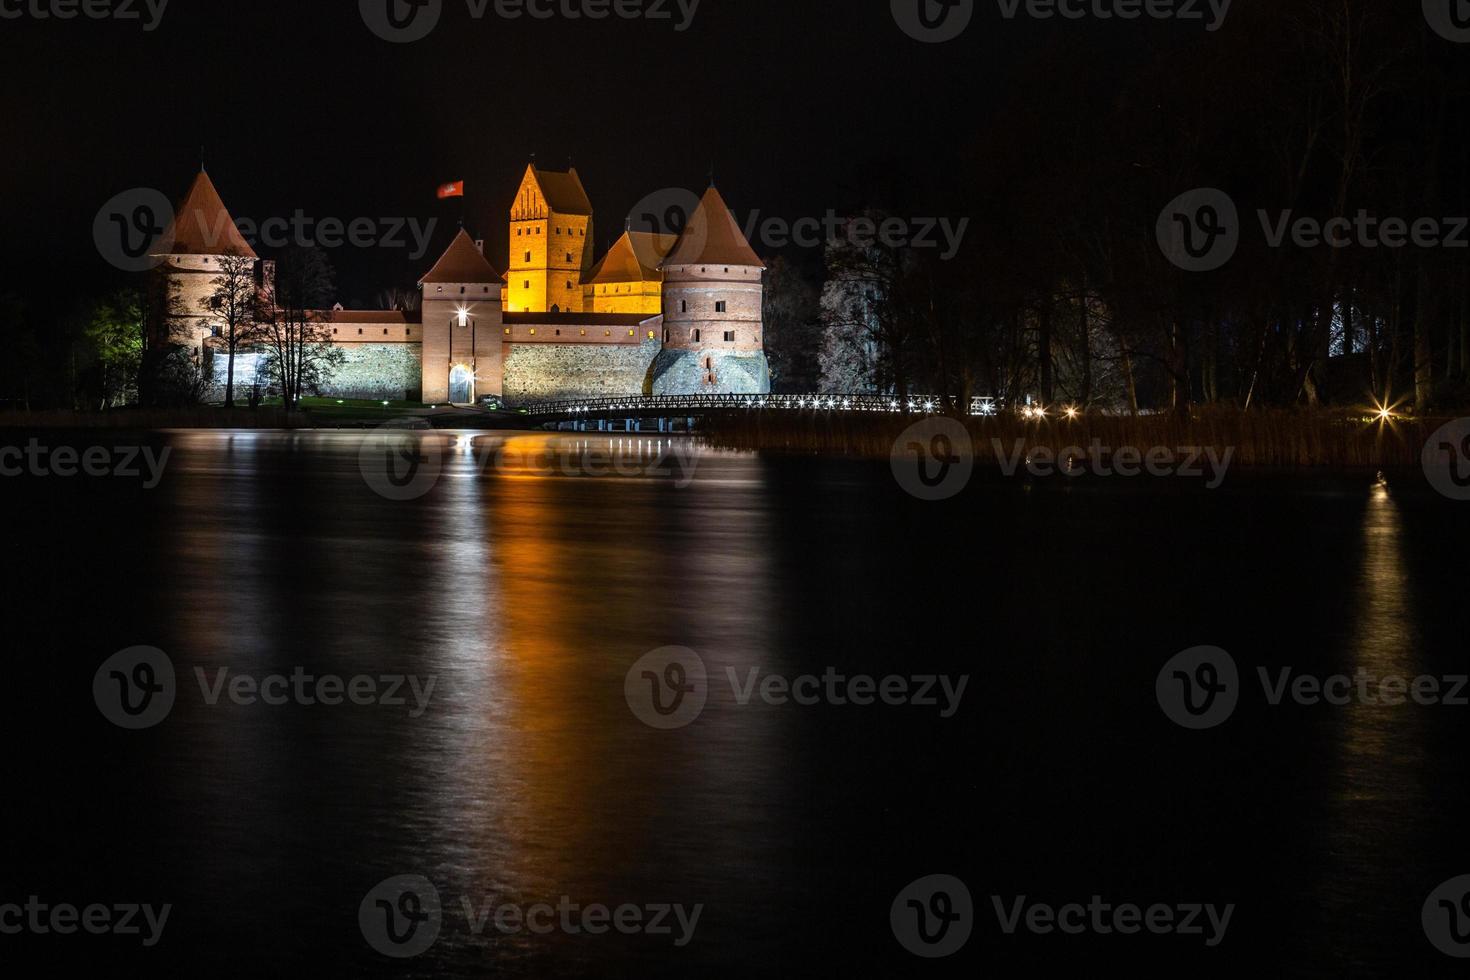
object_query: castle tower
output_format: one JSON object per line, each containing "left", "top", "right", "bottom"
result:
{"left": 151, "top": 170, "right": 259, "bottom": 353}
{"left": 419, "top": 230, "right": 504, "bottom": 404}
{"left": 506, "top": 164, "right": 594, "bottom": 314}
{"left": 582, "top": 229, "right": 675, "bottom": 314}
{"left": 651, "top": 185, "right": 770, "bottom": 395}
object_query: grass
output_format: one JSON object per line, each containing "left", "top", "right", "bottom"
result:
{"left": 697, "top": 407, "right": 1445, "bottom": 471}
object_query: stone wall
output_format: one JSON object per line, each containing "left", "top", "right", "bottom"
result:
{"left": 502, "top": 336, "right": 661, "bottom": 405}
{"left": 650, "top": 349, "right": 771, "bottom": 396}
{"left": 319, "top": 343, "right": 423, "bottom": 401}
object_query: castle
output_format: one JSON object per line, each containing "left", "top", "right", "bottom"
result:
{"left": 153, "top": 165, "right": 771, "bottom": 405}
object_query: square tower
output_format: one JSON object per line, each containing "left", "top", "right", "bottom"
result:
{"left": 506, "top": 164, "right": 594, "bottom": 314}
{"left": 419, "top": 230, "right": 505, "bottom": 404}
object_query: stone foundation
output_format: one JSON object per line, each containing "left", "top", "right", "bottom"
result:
{"left": 502, "top": 337, "right": 661, "bottom": 405}
{"left": 650, "top": 349, "right": 770, "bottom": 396}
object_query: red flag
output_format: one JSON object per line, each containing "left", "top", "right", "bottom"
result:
{"left": 437, "top": 181, "right": 464, "bottom": 200}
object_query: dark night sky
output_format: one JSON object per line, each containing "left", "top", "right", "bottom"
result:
{"left": 0, "top": 1, "right": 1187, "bottom": 304}
{"left": 0, "top": 1, "right": 987, "bottom": 298}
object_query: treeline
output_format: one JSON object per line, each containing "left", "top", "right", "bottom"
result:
{"left": 765, "top": 0, "right": 1470, "bottom": 414}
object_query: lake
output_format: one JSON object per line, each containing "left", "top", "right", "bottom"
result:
{"left": 2, "top": 429, "right": 1468, "bottom": 976}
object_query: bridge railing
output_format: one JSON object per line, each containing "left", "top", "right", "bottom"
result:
{"left": 519, "top": 394, "right": 999, "bottom": 418}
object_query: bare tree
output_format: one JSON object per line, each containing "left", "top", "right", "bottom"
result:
{"left": 255, "top": 247, "right": 344, "bottom": 410}
{"left": 205, "top": 251, "right": 259, "bottom": 407}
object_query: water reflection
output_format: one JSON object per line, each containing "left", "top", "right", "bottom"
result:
{"left": 1313, "top": 484, "right": 1427, "bottom": 947}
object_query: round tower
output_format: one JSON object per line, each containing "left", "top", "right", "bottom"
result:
{"left": 651, "top": 186, "right": 770, "bottom": 395}
{"left": 151, "top": 170, "right": 259, "bottom": 354}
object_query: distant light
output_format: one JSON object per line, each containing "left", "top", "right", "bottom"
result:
{"left": 1064, "top": 405, "right": 1079, "bottom": 420}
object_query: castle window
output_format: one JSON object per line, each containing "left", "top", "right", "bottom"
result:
{"left": 407, "top": 329, "right": 412, "bottom": 336}
{"left": 524, "top": 251, "right": 531, "bottom": 263}
{"left": 566, "top": 281, "right": 572, "bottom": 289}
{"left": 555, "top": 330, "right": 561, "bottom": 336}
{"left": 693, "top": 329, "right": 701, "bottom": 342}
{"left": 648, "top": 331, "right": 656, "bottom": 340}
{"left": 580, "top": 329, "right": 586, "bottom": 336}
{"left": 604, "top": 330, "right": 611, "bottom": 337}
{"left": 680, "top": 300, "right": 688, "bottom": 313}
{"left": 663, "top": 330, "right": 669, "bottom": 342}
{"left": 460, "top": 287, "right": 465, "bottom": 294}
{"left": 716, "top": 301, "right": 727, "bottom": 313}
{"left": 437, "top": 286, "right": 443, "bottom": 293}
{"left": 565, "top": 253, "right": 573, "bottom": 263}
{"left": 523, "top": 281, "right": 530, "bottom": 289}
{"left": 517, "top": 228, "right": 522, "bottom": 236}
{"left": 579, "top": 229, "right": 584, "bottom": 236}
{"left": 724, "top": 331, "right": 735, "bottom": 342}
{"left": 484, "top": 286, "right": 489, "bottom": 293}
{"left": 504, "top": 328, "right": 510, "bottom": 335}
{"left": 629, "top": 330, "right": 635, "bottom": 337}
{"left": 530, "top": 329, "right": 536, "bottom": 336}
{"left": 358, "top": 328, "right": 363, "bottom": 335}
{"left": 332, "top": 328, "right": 338, "bottom": 334}
{"left": 384, "top": 329, "right": 389, "bottom": 335}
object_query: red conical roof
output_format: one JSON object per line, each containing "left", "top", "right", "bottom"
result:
{"left": 661, "top": 186, "right": 765, "bottom": 269}
{"left": 586, "top": 230, "right": 677, "bottom": 284}
{"left": 419, "top": 229, "right": 502, "bottom": 284}
{"left": 159, "top": 170, "right": 257, "bottom": 258}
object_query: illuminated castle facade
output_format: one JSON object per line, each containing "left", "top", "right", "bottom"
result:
{"left": 155, "top": 165, "right": 771, "bottom": 405}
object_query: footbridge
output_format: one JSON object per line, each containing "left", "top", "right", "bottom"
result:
{"left": 519, "top": 394, "right": 999, "bottom": 429}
